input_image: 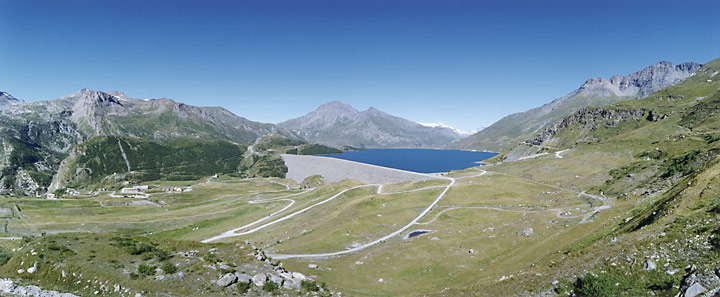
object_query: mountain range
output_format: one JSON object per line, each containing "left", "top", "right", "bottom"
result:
{"left": 0, "top": 90, "right": 464, "bottom": 195}
{"left": 278, "top": 101, "right": 466, "bottom": 148}
{"left": 0, "top": 89, "right": 294, "bottom": 196}
{"left": 448, "top": 61, "right": 702, "bottom": 151}
{"left": 0, "top": 60, "right": 706, "bottom": 195}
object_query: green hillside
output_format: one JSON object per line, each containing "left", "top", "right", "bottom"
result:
{"left": 53, "top": 136, "right": 248, "bottom": 190}
{"left": 451, "top": 94, "right": 629, "bottom": 151}
{"left": 475, "top": 57, "right": 720, "bottom": 296}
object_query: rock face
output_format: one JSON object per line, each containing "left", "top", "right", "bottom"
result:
{"left": 450, "top": 61, "right": 702, "bottom": 151}
{"left": 0, "top": 88, "right": 294, "bottom": 195}
{"left": 526, "top": 108, "right": 650, "bottom": 147}
{"left": 279, "top": 101, "right": 464, "bottom": 148}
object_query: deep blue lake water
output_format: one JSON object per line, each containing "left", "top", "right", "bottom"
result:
{"left": 321, "top": 149, "right": 498, "bottom": 173}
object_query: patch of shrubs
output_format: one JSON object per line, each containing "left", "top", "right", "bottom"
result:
{"left": 160, "top": 261, "right": 177, "bottom": 274}
{"left": 111, "top": 236, "right": 171, "bottom": 261}
{"left": 137, "top": 263, "right": 156, "bottom": 277}
{"left": 663, "top": 150, "right": 702, "bottom": 178}
{"left": 301, "top": 279, "right": 320, "bottom": 292}
{"left": 705, "top": 134, "right": 720, "bottom": 144}
{"left": 262, "top": 281, "right": 279, "bottom": 294}
{"left": 0, "top": 251, "right": 12, "bottom": 266}
{"left": 236, "top": 281, "right": 250, "bottom": 294}
{"left": 45, "top": 242, "right": 75, "bottom": 256}
{"left": 204, "top": 252, "right": 220, "bottom": 263}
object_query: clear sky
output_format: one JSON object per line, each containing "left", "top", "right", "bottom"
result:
{"left": 1, "top": 0, "right": 718, "bottom": 131}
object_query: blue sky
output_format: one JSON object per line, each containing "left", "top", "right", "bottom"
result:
{"left": 1, "top": 0, "right": 718, "bottom": 131}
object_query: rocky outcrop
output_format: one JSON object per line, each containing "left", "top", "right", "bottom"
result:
{"left": 679, "top": 268, "right": 720, "bottom": 297}
{"left": 0, "top": 278, "right": 79, "bottom": 297}
{"left": 213, "top": 244, "right": 332, "bottom": 295}
{"left": 579, "top": 62, "right": 702, "bottom": 98}
{"left": 526, "top": 108, "right": 649, "bottom": 146}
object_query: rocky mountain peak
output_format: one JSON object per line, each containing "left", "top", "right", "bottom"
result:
{"left": 279, "top": 101, "right": 464, "bottom": 148}
{"left": 0, "top": 91, "right": 20, "bottom": 102}
{"left": 365, "top": 106, "right": 386, "bottom": 115}
{"left": 676, "top": 62, "right": 703, "bottom": 72}
{"left": 580, "top": 77, "right": 610, "bottom": 88}
{"left": 576, "top": 61, "right": 702, "bottom": 98}
{"left": 73, "top": 89, "right": 122, "bottom": 105}
{"left": 315, "top": 100, "right": 358, "bottom": 114}
{"left": 0, "top": 91, "right": 22, "bottom": 112}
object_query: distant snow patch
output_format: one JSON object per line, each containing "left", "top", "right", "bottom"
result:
{"left": 419, "top": 122, "right": 481, "bottom": 136}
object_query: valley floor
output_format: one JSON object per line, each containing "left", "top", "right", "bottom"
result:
{"left": 0, "top": 144, "right": 637, "bottom": 296}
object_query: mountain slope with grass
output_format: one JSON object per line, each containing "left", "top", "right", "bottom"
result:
{"left": 449, "top": 61, "right": 702, "bottom": 152}
{"left": 279, "top": 101, "right": 464, "bottom": 148}
{"left": 0, "top": 89, "right": 296, "bottom": 195}
{"left": 465, "top": 57, "right": 720, "bottom": 296}
{"left": 50, "top": 135, "right": 248, "bottom": 191}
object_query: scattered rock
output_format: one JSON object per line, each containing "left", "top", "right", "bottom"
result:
{"left": 309, "top": 264, "right": 318, "bottom": 269}
{"left": 684, "top": 283, "right": 706, "bottom": 297}
{"left": 216, "top": 273, "right": 238, "bottom": 287}
{"left": 645, "top": 260, "right": 656, "bottom": 270}
{"left": 518, "top": 228, "right": 533, "bottom": 237}
{"left": 291, "top": 272, "right": 306, "bottom": 280}
{"left": 666, "top": 269, "right": 680, "bottom": 275}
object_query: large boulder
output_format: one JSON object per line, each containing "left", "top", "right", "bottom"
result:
{"left": 252, "top": 274, "right": 267, "bottom": 287}
{"left": 283, "top": 278, "right": 301, "bottom": 291}
{"left": 216, "top": 273, "right": 237, "bottom": 287}
{"left": 680, "top": 268, "right": 720, "bottom": 297}
{"left": 269, "top": 275, "right": 284, "bottom": 287}
{"left": 644, "top": 260, "right": 656, "bottom": 270}
{"left": 684, "top": 283, "right": 706, "bottom": 297}
{"left": 236, "top": 273, "right": 252, "bottom": 284}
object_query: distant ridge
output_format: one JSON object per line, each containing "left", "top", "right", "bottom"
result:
{"left": 448, "top": 61, "right": 702, "bottom": 151}
{"left": 279, "top": 101, "right": 465, "bottom": 148}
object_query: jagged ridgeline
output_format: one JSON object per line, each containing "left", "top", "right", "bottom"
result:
{"left": 52, "top": 136, "right": 248, "bottom": 190}
{"left": 450, "top": 61, "right": 702, "bottom": 151}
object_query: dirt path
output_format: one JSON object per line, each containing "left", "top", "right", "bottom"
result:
{"left": 267, "top": 172, "right": 485, "bottom": 259}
